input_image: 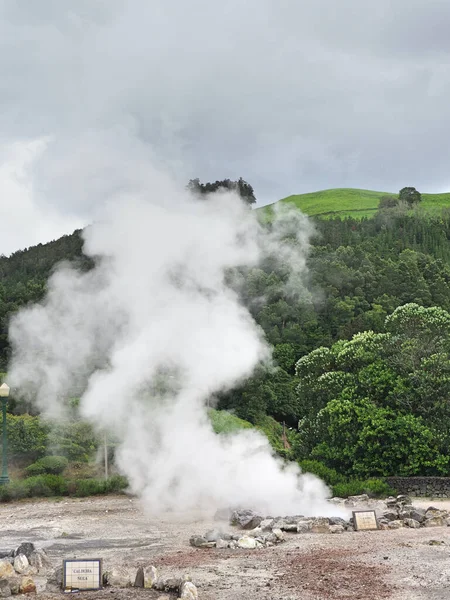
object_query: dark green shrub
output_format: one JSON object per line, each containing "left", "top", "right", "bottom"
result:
{"left": 332, "top": 478, "right": 395, "bottom": 498}
{"left": 25, "top": 455, "right": 69, "bottom": 476}
{"left": 0, "top": 480, "right": 29, "bottom": 502}
{"left": 104, "top": 475, "right": 128, "bottom": 493}
{"left": 298, "top": 460, "right": 346, "bottom": 486}
{"left": 24, "top": 475, "right": 68, "bottom": 497}
{"left": 73, "top": 479, "right": 108, "bottom": 497}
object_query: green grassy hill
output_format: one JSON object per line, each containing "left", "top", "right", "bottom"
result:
{"left": 261, "top": 188, "right": 450, "bottom": 219}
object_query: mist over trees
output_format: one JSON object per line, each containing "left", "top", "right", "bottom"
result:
{"left": 187, "top": 177, "right": 257, "bottom": 205}
{"left": 1, "top": 203, "right": 450, "bottom": 478}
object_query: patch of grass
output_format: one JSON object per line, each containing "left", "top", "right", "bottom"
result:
{"left": 258, "top": 188, "right": 450, "bottom": 220}
{"left": 208, "top": 409, "right": 253, "bottom": 434}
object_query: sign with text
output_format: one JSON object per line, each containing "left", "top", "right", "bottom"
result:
{"left": 63, "top": 559, "right": 102, "bottom": 591}
{"left": 352, "top": 510, "right": 378, "bottom": 531}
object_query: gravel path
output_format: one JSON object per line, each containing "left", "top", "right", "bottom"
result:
{"left": 1, "top": 495, "right": 450, "bottom": 599}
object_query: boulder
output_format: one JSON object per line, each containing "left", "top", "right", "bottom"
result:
{"left": 425, "top": 509, "right": 448, "bottom": 520}
{"left": 47, "top": 566, "right": 63, "bottom": 589}
{"left": 403, "top": 519, "right": 420, "bottom": 529}
{"left": 179, "top": 581, "right": 198, "bottom": 600}
{"left": 189, "top": 536, "right": 214, "bottom": 548}
{"left": 259, "top": 519, "right": 275, "bottom": 531}
{"left": 0, "top": 562, "right": 14, "bottom": 580}
{"left": 272, "top": 528, "right": 284, "bottom": 542}
{"left": 14, "top": 544, "right": 35, "bottom": 560}
{"left": 297, "top": 520, "right": 312, "bottom": 533}
{"left": 382, "top": 511, "right": 398, "bottom": 522}
{"left": 396, "top": 495, "right": 412, "bottom": 506}
{"left": 134, "top": 567, "right": 144, "bottom": 588}
{"left": 143, "top": 566, "right": 158, "bottom": 589}
{"left": 237, "top": 536, "right": 257, "bottom": 549}
{"left": 230, "top": 509, "right": 263, "bottom": 530}
{"left": 105, "top": 566, "right": 132, "bottom": 588}
{"left": 330, "top": 524, "right": 345, "bottom": 534}
{"left": 346, "top": 494, "right": 369, "bottom": 504}
{"left": 387, "top": 520, "right": 404, "bottom": 529}
{"left": 29, "top": 549, "right": 52, "bottom": 573}
{"left": 424, "top": 517, "right": 445, "bottom": 527}
{"left": 0, "top": 580, "right": 11, "bottom": 598}
{"left": 329, "top": 517, "right": 347, "bottom": 527}
{"left": 13, "top": 554, "right": 29, "bottom": 575}
{"left": 310, "top": 518, "right": 330, "bottom": 534}
{"left": 19, "top": 576, "right": 36, "bottom": 594}
{"left": 215, "top": 539, "right": 229, "bottom": 549}
{"left": 410, "top": 509, "right": 426, "bottom": 523}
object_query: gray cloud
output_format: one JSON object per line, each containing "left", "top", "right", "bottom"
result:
{"left": 1, "top": 0, "right": 450, "bottom": 253}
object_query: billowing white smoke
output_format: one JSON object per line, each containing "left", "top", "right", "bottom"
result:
{"left": 8, "top": 176, "right": 337, "bottom": 516}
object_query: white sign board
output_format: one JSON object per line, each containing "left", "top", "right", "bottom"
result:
{"left": 352, "top": 510, "right": 378, "bottom": 531}
{"left": 63, "top": 559, "right": 102, "bottom": 591}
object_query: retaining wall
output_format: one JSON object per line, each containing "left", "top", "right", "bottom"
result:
{"left": 385, "top": 477, "right": 450, "bottom": 498}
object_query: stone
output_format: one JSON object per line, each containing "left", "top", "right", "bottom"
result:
{"left": 189, "top": 536, "right": 214, "bottom": 548}
{"left": 0, "top": 562, "right": 14, "bottom": 580}
{"left": 329, "top": 517, "right": 347, "bottom": 527}
{"left": 259, "top": 519, "right": 275, "bottom": 531}
{"left": 310, "top": 518, "right": 330, "bottom": 534}
{"left": 230, "top": 509, "right": 263, "bottom": 530}
{"left": 388, "top": 520, "right": 404, "bottom": 529}
{"left": 215, "top": 539, "right": 229, "bottom": 549}
{"left": 330, "top": 524, "right": 345, "bottom": 534}
{"left": 179, "top": 581, "right": 198, "bottom": 600}
{"left": 144, "top": 566, "right": 158, "bottom": 589}
{"left": 382, "top": 511, "right": 399, "bottom": 522}
{"left": 0, "top": 580, "right": 11, "bottom": 598}
{"left": 272, "top": 519, "right": 297, "bottom": 531}
{"left": 14, "top": 544, "right": 35, "bottom": 560}
{"left": 378, "top": 522, "right": 390, "bottom": 530}
{"left": 205, "top": 529, "right": 225, "bottom": 542}
{"left": 19, "top": 576, "right": 36, "bottom": 594}
{"left": 425, "top": 509, "right": 448, "bottom": 520}
{"left": 29, "top": 549, "right": 52, "bottom": 573}
{"left": 410, "top": 509, "right": 426, "bottom": 523}
{"left": 297, "top": 520, "right": 312, "bottom": 533}
{"left": 247, "top": 527, "right": 263, "bottom": 538}
{"left": 346, "top": 494, "right": 369, "bottom": 504}
{"left": 156, "top": 596, "right": 171, "bottom": 600}
{"left": 106, "top": 566, "right": 132, "bottom": 588}
{"left": 237, "top": 536, "right": 257, "bottom": 549}
{"left": 424, "top": 517, "right": 445, "bottom": 527}
{"left": 272, "top": 528, "right": 285, "bottom": 541}
{"left": 13, "top": 554, "right": 29, "bottom": 574}
{"left": 134, "top": 567, "right": 144, "bottom": 588}
{"left": 6, "top": 576, "right": 20, "bottom": 595}
{"left": 403, "top": 518, "right": 421, "bottom": 529}
{"left": 396, "top": 495, "right": 412, "bottom": 505}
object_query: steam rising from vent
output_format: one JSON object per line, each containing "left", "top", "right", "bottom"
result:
{"left": 8, "top": 175, "right": 336, "bottom": 516}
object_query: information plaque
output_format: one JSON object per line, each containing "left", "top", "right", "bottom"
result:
{"left": 352, "top": 510, "right": 378, "bottom": 531}
{"left": 63, "top": 559, "right": 102, "bottom": 591}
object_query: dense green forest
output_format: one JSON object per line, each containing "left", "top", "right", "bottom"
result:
{"left": 1, "top": 202, "right": 450, "bottom": 480}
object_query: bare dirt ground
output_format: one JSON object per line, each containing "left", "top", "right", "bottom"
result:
{"left": 1, "top": 495, "right": 450, "bottom": 599}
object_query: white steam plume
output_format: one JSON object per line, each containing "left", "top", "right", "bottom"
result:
{"left": 8, "top": 174, "right": 338, "bottom": 516}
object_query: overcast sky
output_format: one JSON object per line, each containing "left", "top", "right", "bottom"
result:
{"left": 1, "top": 0, "right": 450, "bottom": 254}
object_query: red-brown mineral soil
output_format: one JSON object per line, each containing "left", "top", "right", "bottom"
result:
{"left": 1, "top": 495, "right": 450, "bottom": 599}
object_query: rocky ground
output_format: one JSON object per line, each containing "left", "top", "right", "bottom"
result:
{"left": 1, "top": 495, "right": 450, "bottom": 599}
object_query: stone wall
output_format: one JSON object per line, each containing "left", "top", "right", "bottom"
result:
{"left": 386, "top": 477, "right": 450, "bottom": 498}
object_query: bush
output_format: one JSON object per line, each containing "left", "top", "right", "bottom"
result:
{"left": 332, "top": 478, "right": 395, "bottom": 498}
{"left": 24, "top": 475, "right": 68, "bottom": 497}
{"left": 25, "top": 455, "right": 69, "bottom": 476}
{"left": 5, "top": 414, "right": 49, "bottom": 461}
{"left": 70, "top": 476, "right": 128, "bottom": 498}
{"left": 0, "top": 480, "right": 29, "bottom": 502}
{"left": 298, "top": 460, "right": 346, "bottom": 486}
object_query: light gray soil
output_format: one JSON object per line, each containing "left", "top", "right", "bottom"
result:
{"left": 1, "top": 495, "right": 450, "bottom": 599}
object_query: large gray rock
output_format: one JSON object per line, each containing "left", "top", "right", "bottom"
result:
{"left": 29, "top": 549, "right": 52, "bottom": 573}
{"left": 310, "top": 518, "right": 330, "bottom": 533}
{"left": 330, "top": 524, "right": 345, "bottom": 534}
{"left": 13, "top": 544, "right": 34, "bottom": 560}
{"left": 424, "top": 517, "right": 445, "bottom": 527}
{"left": 13, "top": 554, "right": 29, "bottom": 575}
{"left": 297, "top": 520, "right": 312, "bottom": 533}
{"left": 382, "top": 511, "right": 399, "bottom": 522}
{"left": 134, "top": 567, "right": 144, "bottom": 588}
{"left": 143, "top": 566, "right": 158, "bottom": 589}
{"left": 105, "top": 566, "right": 132, "bottom": 588}
{"left": 388, "top": 520, "right": 404, "bottom": 529}
{"left": 410, "top": 509, "right": 426, "bottom": 523}
{"left": 403, "top": 518, "right": 420, "bottom": 529}
{"left": 189, "top": 536, "right": 214, "bottom": 548}
{"left": 179, "top": 581, "right": 198, "bottom": 600}
{"left": 425, "top": 508, "right": 448, "bottom": 520}
{"left": 230, "top": 509, "right": 263, "bottom": 530}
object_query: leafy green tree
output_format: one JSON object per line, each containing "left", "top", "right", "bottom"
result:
{"left": 187, "top": 178, "right": 256, "bottom": 205}
{"left": 399, "top": 187, "right": 421, "bottom": 206}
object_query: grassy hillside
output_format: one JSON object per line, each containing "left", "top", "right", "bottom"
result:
{"left": 260, "top": 188, "right": 450, "bottom": 219}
